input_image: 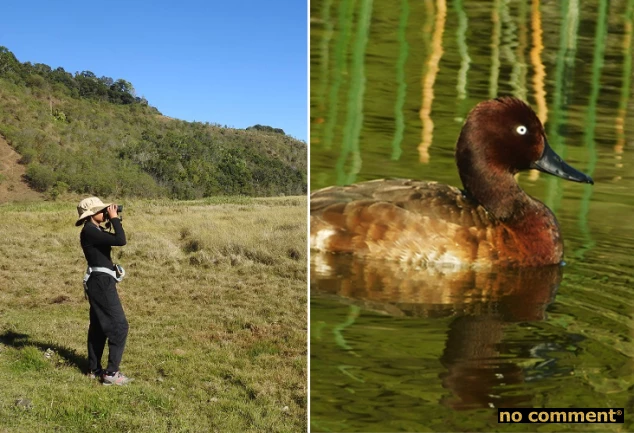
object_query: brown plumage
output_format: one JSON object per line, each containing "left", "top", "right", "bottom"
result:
{"left": 310, "top": 97, "right": 593, "bottom": 268}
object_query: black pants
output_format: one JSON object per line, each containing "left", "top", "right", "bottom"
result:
{"left": 85, "top": 273, "right": 128, "bottom": 373}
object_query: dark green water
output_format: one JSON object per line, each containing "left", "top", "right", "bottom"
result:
{"left": 310, "top": 0, "right": 634, "bottom": 431}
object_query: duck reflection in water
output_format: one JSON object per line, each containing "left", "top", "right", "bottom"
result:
{"left": 311, "top": 254, "right": 568, "bottom": 410}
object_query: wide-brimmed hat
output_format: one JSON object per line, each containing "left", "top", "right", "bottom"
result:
{"left": 75, "top": 197, "right": 111, "bottom": 226}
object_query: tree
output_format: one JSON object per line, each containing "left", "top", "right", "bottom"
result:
{"left": 109, "top": 79, "right": 135, "bottom": 104}
{"left": 33, "top": 63, "right": 52, "bottom": 75}
{"left": 111, "top": 79, "right": 134, "bottom": 95}
{"left": 218, "top": 148, "right": 254, "bottom": 195}
{"left": 99, "top": 76, "right": 114, "bottom": 87}
{"left": 0, "top": 46, "right": 22, "bottom": 77}
{"left": 246, "top": 124, "right": 286, "bottom": 135}
{"left": 75, "top": 71, "right": 108, "bottom": 99}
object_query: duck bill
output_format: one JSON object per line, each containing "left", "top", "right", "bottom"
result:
{"left": 530, "top": 139, "right": 594, "bottom": 184}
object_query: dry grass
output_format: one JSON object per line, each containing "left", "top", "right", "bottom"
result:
{"left": 0, "top": 196, "right": 307, "bottom": 432}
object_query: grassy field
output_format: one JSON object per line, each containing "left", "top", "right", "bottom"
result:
{"left": 0, "top": 196, "right": 307, "bottom": 432}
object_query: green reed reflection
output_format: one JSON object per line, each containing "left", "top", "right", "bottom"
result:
{"left": 317, "top": 0, "right": 335, "bottom": 121}
{"left": 509, "top": 0, "right": 528, "bottom": 101}
{"left": 333, "top": 304, "right": 361, "bottom": 352}
{"left": 500, "top": 0, "right": 514, "bottom": 65}
{"left": 336, "top": 0, "right": 372, "bottom": 186}
{"left": 323, "top": 0, "right": 355, "bottom": 151}
{"left": 545, "top": 0, "right": 578, "bottom": 212}
{"left": 391, "top": 0, "right": 410, "bottom": 161}
{"left": 576, "top": 0, "right": 607, "bottom": 259}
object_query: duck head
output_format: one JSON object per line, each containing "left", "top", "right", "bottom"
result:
{"left": 455, "top": 97, "right": 593, "bottom": 219}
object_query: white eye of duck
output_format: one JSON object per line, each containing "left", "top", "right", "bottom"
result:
{"left": 516, "top": 125, "right": 527, "bottom": 135}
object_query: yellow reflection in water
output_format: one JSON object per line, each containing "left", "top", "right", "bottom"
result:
{"left": 490, "top": 0, "right": 501, "bottom": 99}
{"left": 615, "top": 0, "right": 634, "bottom": 168}
{"left": 528, "top": 0, "right": 548, "bottom": 181}
{"left": 454, "top": 0, "right": 470, "bottom": 101}
{"left": 418, "top": 0, "right": 446, "bottom": 164}
{"left": 530, "top": 0, "right": 548, "bottom": 125}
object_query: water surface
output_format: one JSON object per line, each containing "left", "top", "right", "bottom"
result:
{"left": 310, "top": 0, "right": 634, "bottom": 431}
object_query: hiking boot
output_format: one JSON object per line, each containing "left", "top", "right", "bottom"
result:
{"left": 102, "top": 371, "right": 134, "bottom": 386}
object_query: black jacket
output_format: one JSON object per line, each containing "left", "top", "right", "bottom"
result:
{"left": 80, "top": 218, "right": 126, "bottom": 269}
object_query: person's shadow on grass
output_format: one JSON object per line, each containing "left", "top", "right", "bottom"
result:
{"left": 0, "top": 330, "right": 88, "bottom": 373}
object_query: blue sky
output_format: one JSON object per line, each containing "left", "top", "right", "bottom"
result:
{"left": 1, "top": 0, "right": 307, "bottom": 141}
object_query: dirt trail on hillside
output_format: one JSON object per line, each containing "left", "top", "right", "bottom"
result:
{"left": 0, "top": 136, "right": 42, "bottom": 203}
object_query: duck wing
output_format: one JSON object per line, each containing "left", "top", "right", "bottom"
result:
{"left": 310, "top": 179, "right": 498, "bottom": 267}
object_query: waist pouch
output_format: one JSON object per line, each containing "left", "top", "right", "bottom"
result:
{"left": 83, "top": 265, "right": 126, "bottom": 295}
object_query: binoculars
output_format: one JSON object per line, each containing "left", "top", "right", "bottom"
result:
{"left": 102, "top": 205, "right": 124, "bottom": 219}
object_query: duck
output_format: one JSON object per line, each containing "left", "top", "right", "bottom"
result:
{"left": 310, "top": 97, "right": 594, "bottom": 268}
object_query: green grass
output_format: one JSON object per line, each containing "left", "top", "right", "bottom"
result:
{"left": 0, "top": 196, "right": 307, "bottom": 432}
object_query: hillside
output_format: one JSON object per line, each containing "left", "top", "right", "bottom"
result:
{"left": 0, "top": 47, "right": 306, "bottom": 200}
{"left": 0, "top": 135, "right": 42, "bottom": 202}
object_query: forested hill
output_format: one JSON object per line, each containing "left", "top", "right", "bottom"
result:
{"left": 0, "top": 46, "right": 306, "bottom": 199}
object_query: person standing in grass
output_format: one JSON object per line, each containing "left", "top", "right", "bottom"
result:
{"left": 76, "top": 197, "right": 132, "bottom": 386}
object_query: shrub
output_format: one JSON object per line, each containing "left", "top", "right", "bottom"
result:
{"left": 18, "top": 148, "right": 37, "bottom": 165}
{"left": 25, "top": 163, "right": 56, "bottom": 191}
{"left": 48, "top": 181, "right": 69, "bottom": 200}
{"left": 183, "top": 238, "right": 203, "bottom": 253}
